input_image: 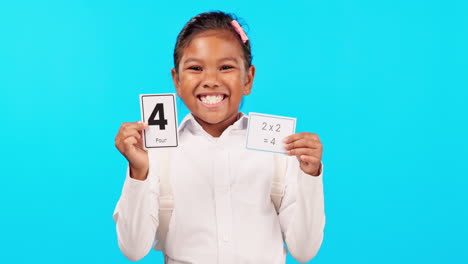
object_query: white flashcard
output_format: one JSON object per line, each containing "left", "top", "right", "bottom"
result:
{"left": 140, "top": 94, "right": 179, "bottom": 149}
{"left": 246, "top": 112, "right": 296, "bottom": 154}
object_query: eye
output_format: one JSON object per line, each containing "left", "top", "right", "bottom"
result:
{"left": 220, "top": 65, "right": 234, "bottom": 71}
{"left": 188, "top": 66, "right": 202, "bottom": 71}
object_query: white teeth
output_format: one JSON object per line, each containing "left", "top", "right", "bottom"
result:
{"left": 200, "top": 95, "right": 224, "bottom": 105}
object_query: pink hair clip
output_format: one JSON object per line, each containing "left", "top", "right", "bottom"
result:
{"left": 230, "top": 20, "right": 248, "bottom": 43}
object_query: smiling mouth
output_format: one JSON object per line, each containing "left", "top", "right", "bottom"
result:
{"left": 197, "top": 94, "right": 228, "bottom": 105}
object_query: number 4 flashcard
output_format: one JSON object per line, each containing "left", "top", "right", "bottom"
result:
{"left": 140, "top": 94, "right": 179, "bottom": 149}
{"left": 246, "top": 112, "right": 296, "bottom": 154}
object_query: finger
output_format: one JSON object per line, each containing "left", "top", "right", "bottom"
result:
{"left": 286, "top": 147, "right": 313, "bottom": 157}
{"left": 137, "top": 121, "right": 149, "bottom": 129}
{"left": 287, "top": 148, "right": 321, "bottom": 159}
{"left": 284, "top": 138, "right": 321, "bottom": 150}
{"left": 298, "top": 155, "right": 321, "bottom": 165}
{"left": 283, "top": 132, "right": 319, "bottom": 144}
{"left": 136, "top": 131, "right": 144, "bottom": 147}
{"left": 116, "top": 121, "right": 148, "bottom": 142}
{"left": 121, "top": 121, "right": 149, "bottom": 132}
{"left": 123, "top": 136, "right": 138, "bottom": 151}
{"left": 121, "top": 128, "right": 142, "bottom": 140}
{"left": 299, "top": 155, "right": 321, "bottom": 162}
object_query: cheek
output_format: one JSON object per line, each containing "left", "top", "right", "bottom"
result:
{"left": 224, "top": 72, "right": 245, "bottom": 86}
{"left": 178, "top": 76, "right": 197, "bottom": 94}
{"left": 179, "top": 74, "right": 192, "bottom": 84}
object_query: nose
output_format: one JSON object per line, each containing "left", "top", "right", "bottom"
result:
{"left": 201, "top": 70, "right": 219, "bottom": 89}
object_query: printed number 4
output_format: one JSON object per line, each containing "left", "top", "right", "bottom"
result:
{"left": 148, "top": 103, "right": 168, "bottom": 130}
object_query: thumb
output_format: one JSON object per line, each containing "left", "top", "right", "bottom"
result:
{"left": 137, "top": 121, "right": 149, "bottom": 130}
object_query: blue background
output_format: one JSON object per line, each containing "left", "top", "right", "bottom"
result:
{"left": 1, "top": 0, "right": 467, "bottom": 263}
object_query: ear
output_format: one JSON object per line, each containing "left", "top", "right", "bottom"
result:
{"left": 242, "top": 65, "right": 256, "bottom": 95}
{"left": 171, "top": 68, "right": 182, "bottom": 97}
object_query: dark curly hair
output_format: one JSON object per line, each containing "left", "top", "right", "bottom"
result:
{"left": 173, "top": 11, "right": 252, "bottom": 72}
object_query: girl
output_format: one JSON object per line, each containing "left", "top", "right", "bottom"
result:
{"left": 113, "top": 11, "right": 324, "bottom": 264}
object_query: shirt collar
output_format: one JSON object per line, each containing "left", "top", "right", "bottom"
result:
{"left": 178, "top": 112, "right": 248, "bottom": 135}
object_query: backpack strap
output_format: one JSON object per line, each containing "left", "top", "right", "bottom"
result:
{"left": 270, "top": 153, "right": 288, "bottom": 214}
{"left": 153, "top": 149, "right": 174, "bottom": 252}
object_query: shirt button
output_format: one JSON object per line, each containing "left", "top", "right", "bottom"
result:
{"left": 223, "top": 234, "right": 229, "bottom": 242}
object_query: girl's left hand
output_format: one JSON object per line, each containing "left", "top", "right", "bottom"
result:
{"left": 284, "top": 132, "right": 323, "bottom": 176}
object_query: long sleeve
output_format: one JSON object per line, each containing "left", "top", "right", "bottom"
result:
{"left": 278, "top": 159, "right": 325, "bottom": 263}
{"left": 112, "top": 152, "right": 160, "bottom": 261}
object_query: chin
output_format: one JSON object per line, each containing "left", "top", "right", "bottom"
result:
{"left": 194, "top": 112, "right": 232, "bottom": 125}
{"left": 199, "top": 115, "right": 226, "bottom": 125}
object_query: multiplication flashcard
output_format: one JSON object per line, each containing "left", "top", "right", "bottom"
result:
{"left": 246, "top": 112, "right": 296, "bottom": 154}
{"left": 140, "top": 94, "right": 179, "bottom": 149}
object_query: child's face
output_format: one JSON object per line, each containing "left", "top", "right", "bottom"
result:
{"left": 172, "top": 30, "right": 255, "bottom": 135}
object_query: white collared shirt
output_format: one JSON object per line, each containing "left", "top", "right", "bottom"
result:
{"left": 113, "top": 112, "right": 325, "bottom": 264}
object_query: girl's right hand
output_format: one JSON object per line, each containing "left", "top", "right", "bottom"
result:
{"left": 115, "top": 121, "right": 149, "bottom": 180}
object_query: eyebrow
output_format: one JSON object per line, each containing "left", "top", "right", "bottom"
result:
{"left": 182, "top": 57, "right": 239, "bottom": 64}
{"left": 183, "top": 58, "right": 202, "bottom": 64}
{"left": 218, "top": 57, "right": 238, "bottom": 63}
